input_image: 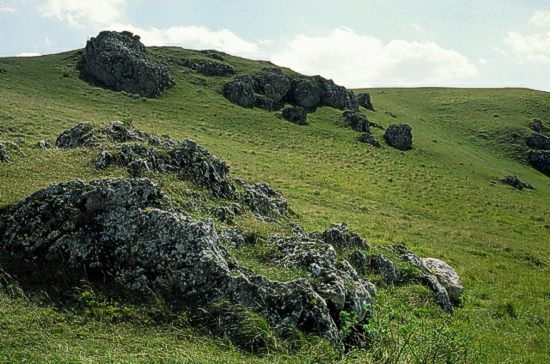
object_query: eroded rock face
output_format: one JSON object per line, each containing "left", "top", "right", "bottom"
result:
{"left": 357, "top": 92, "right": 375, "bottom": 111}
{"left": 0, "top": 178, "right": 348, "bottom": 347}
{"left": 384, "top": 124, "right": 413, "bottom": 151}
{"left": 289, "top": 78, "right": 322, "bottom": 110}
{"left": 315, "top": 223, "right": 369, "bottom": 250}
{"left": 529, "top": 150, "right": 550, "bottom": 175}
{"left": 253, "top": 68, "right": 291, "bottom": 110}
{"left": 422, "top": 258, "right": 463, "bottom": 305}
{"left": 282, "top": 106, "right": 308, "bottom": 125}
{"left": 78, "top": 31, "right": 172, "bottom": 97}
{"left": 526, "top": 133, "right": 550, "bottom": 150}
{"left": 223, "top": 75, "right": 256, "bottom": 108}
{"left": 317, "top": 77, "right": 359, "bottom": 111}
{"left": 499, "top": 176, "right": 534, "bottom": 190}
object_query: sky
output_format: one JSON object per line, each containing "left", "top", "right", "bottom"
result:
{"left": 1, "top": 0, "right": 550, "bottom": 91}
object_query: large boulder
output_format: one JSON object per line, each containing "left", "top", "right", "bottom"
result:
{"left": 253, "top": 68, "right": 291, "bottom": 110}
{"left": 223, "top": 75, "right": 256, "bottom": 108}
{"left": 316, "top": 77, "right": 359, "bottom": 112}
{"left": 384, "top": 124, "right": 413, "bottom": 151}
{"left": 0, "top": 178, "right": 348, "bottom": 347}
{"left": 78, "top": 31, "right": 172, "bottom": 97}
{"left": 357, "top": 92, "right": 375, "bottom": 111}
{"left": 288, "top": 78, "right": 323, "bottom": 110}
{"left": 529, "top": 150, "right": 550, "bottom": 175}
{"left": 281, "top": 106, "right": 308, "bottom": 125}
{"left": 526, "top": 133, "right": 550, "bottom": 150}
{"left": 422, "top": 258, "right": 464, "bottom": 305}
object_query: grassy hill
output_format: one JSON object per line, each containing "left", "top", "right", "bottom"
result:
{"left": 0, "top": 47, "right": 549, "bottom": 363}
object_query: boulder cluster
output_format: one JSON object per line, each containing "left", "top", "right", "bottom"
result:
{"left": 526, "top": 119, "right": 550, "bottom": 175}
{"left": 0, "top": 121, "right": 463, "bottom": 351}
{"left": 78, "top": 31, "right": 173, "bottom": 97}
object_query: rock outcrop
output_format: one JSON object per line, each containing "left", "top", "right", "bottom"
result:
{"left": 526, "top": 133, "right": 550, "bottom": 150}
{"left": 281, "top": 106, "right": 308, "bottom": 125}
{"left": 78, "top": 31, "right": 172, "bottom": 97}
{"left": 384, "top": 124, "right": 413, "bottom": 151}
{"left": 342, "top": 111, "right": 370, "bottom": 133}
{"left": 357, "top": 92, "right": 375, "bottom": 111}
{"left": 223, "top": 75, "right": 256, "bottom": 108}
{"left": 529, "top": 150, "right": 550, "bottom": 175}
{"left": 499, "top": 175, "right": 534, "bottom": 190}
{"left": 180, "top": 59, "right": 235, "bottom": 76}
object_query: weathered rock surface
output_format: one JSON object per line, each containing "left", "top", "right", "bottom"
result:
{"left": 499, "top": 175, "right": 534, "bottom": 190}
{"left": 529, "top": 150, "right": 550, "bottom": 175}
{"left": 180, "top": 59, "right": 235, "bottom": 76}
{"left": 316, "top": 77, "right": 359, "bottom": 111}
{"left": 289, "top": 78, "right": 322, "bottom": 110}
{"left": 223, "top": 75, "right": 256, "bottom": 108}
{"left": 357, "top": 92, "right": 375, "bottom": 111}
{"left": 526, "top": 133, "right": 550, "bottom": 150}
{"left": 281, "top": 106, "right": 308, "bottom": 125}
{"left": 78, "top": 31, "right": 172, "bottom": 97}
{"left": 240, "top": 182, "right": 289, "bottom": 218}
{"left": 0, "top": 178, "right": 361, "bottom": 347}
{"left": 315, "top": 223, "right": 369, "bottom": 250}
{"left": 253, "top": 68, "right": 291, "bottom": 110}
{"left": 342, "top": 110, "right": 370, "bottom": 133}
{"left": 36, "top": 140, "right": 52, "bottom": 149}
{"left": 422, "top": 258, "right": 464, "bottom": 305}
{"left": 384, "top": 124, "right": 413, "bottom": 151}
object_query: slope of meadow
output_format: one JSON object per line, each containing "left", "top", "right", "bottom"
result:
{"left": 0, "top": 48, "right": 548, "bottom": 363}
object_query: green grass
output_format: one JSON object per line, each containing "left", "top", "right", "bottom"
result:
{"left": 0, "top": 48, "right": 549, "bottom": 363}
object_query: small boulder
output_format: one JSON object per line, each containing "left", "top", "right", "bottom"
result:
{"left": 422, "top": 258, "right": 464, "bottom": 305}
{"left": 358, "top": 133, "right": 380, "bottom": 147}
{"left": 36, "top": 140, "right": 52, "bottom": 149}
{"left": 0, "top": 142, "right": 10, "bottom": 163}
{"left": 384, "top": 124, "right": 413, "bottom": 151}
{"left": 529, "top": 150, "right": 550, "bottom": 175}
{"left": 499, "top": 176, "right": 534, "bottom": 190}
{"left": 357, "top": 92, "right": 375, "bottom": 111}
{"left": 223, "top": 75, "right": 256, "bottom": 108}
{"left": 526, "top": 133, "right": 550, "bottom": 150}
{"left": 78, "top": 31, "right": 172, "bottom": 97}
{"left": 281, "top": 106, "right": 308, "bottom": 125}
{"left": 342, "top": 110, "right": 370, "bottom": 132}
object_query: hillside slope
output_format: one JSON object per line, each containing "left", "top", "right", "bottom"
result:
{"left": 0, "top": 47, "right": 549, "bottom": 363}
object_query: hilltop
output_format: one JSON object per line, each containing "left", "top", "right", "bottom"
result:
{"left": 0, "top": 31, "right": 549, "bottom": 363}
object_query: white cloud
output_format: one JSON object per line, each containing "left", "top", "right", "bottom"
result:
{"left": 39, "top": 0, "right": 127, "bottom": 27}
{"left": 530, "top": 10, "right": 550, "bottom": 28}
{"left": 107, "top": 23, "right": 261, "bottom": 57}
{"left": 505, "top": 31, "right": 550, "bottom": 63}
{"left": 478, "top": 58, "right": 488, "bottom": 65}
{"left": 16, "top": 52, "right": 41, "bottom": 57}
{"left": 0, "top": 6, "right": 17, "bottom": 13}
{"left": 270, "top": 28, "right": 478, "bottom": 88}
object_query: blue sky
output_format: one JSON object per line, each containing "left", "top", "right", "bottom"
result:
{"left": 1, "top": 0, "right": 550, "bottom": 90}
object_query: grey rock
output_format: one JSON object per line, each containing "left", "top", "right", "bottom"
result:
{"left": 55, "top": 123, "right": 99, "bottom": 148}
{"left": 95, "top": 150, "right": 115, "bottom": 169}
{"left": 16, "top": 137, "right": 26, "bottom": 145}
{"left": 499, "top": 175, "right": 534, "bottom": 190}
{"left": 78, "top": 31, "right": 172, "bottom": 97}
{"left": 529, "top": 150, "right": 550, "bottom": 175}
{"left": 358, "top": 133, "right": 380, "bottom": 147}
{"left": 422, "top": 258, "right": 464, "bottom": 305}
{"left": 316, "top": 76, "right": 359, "bottom": 112}
{"left": 253, "top": 68, "right": 291, "bottom": 110}
{"left": 384, "top": 124, "right": 413, "bottom": 151}
{"left": 254, "top": 95, "right": 274, "bottom": 111}
{"left": 369, "top": 254, "right": 401, "bottom": 285}
{"left": 180, "top": 59, "right": 235, "bottom": 76}
{"left": 218, "top": 227, "right": 245, "bottom": 248}
{"left": 289, "top": 78, "right": 322, "bottom": 110}
{"left": 223, "top": 75, "right": 256, "bottom": 108}
{"left": 317, "top": 223, "right": 369, "bottom": 250}
{"left": 526, "top": 133, "right": 550, "bottom": 150}
{"left": 214, "top": 203, "right": 243, "bottom": 224}
{"left": 36, "top": 140, "right": 52, "bottom": 149}
{"left": 342, "top": 110, "right": 370, "bottom": 132}
{"left": 240, "top": 182, "right": 288, "bottom": 217}
{"left": 281, "top": 106, "right": 308, "bottom": 125}
{"left": 357, "top": 92, "right": 375, "bottom": 111}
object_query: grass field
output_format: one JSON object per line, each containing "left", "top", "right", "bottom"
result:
{"left": 0, "top": 48, "right": 548, "bottom": 363}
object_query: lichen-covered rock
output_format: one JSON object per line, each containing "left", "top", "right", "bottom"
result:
{"left": 78, "top": 31, "right": 172, "bottom": 97}
{"left": 499, "top": 175, "right": 534, "bottom": 190}
{"left": 223, "top": 75, "right": 256, "bottom": 108}
{"left": 529, "top": 150, "right": 550, "bottom": 175}
{"left": 368, "top": 254, "right": 401, "bottom": 285}
{"left": 526, "top": 133, "right": 550, "bottom": 150}
{"left": 282, "top": 106, "right": 308, "bottom": 125}
{"left": 0, "top": 178, "right": 350, "bottom": 347}
{"left": 55, "top": 123, "right": 98, "bottom": 148}
{"left": 0, "top": 142, "right": 10, "bottom": 163}
{"left": 214, "top": 204, "right": 244, "bottom": 224}
{"left": 218, "top": 227, "right": 245, "bottom": 248}
{"left": 357, "top": 92, "right": 375, "bottom": 111}
{"left": 358, "top": 133, "right": 380, "bottom": 147}
{"left": 342, "top": 110, "right": 370, "bottom": 132}
{"left": 181, "top": 59, "right": 235, "bottom": 76}
{"left": 422, "top": 258, "right": 463, "bottom": 305}
{"left": 317, "top": 223, "right": 369, "bottom": 250}
{"left": 240, "top": 182, "right": 288, "bottom": 217}
{"left": 289, "top": 78, "right": 322, "bottom": 110}
{"left": 316, "top": 77, "right": 359, "bottom": 112}
{"left": 384, "top": 124, "right": 413, "bottom": 151}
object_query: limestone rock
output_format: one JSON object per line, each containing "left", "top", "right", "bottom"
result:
{"left": 357, "top": 92, "right": 375, "bottom": 111}
{"left": 282, "top": 106, "right": 308, "bottom": 125}
{"left": 358, "top": 133, "right": 380, "bottom": 147}
{"left": 317, "top": 223, "right": 369, "bottom": 250}
{"left": 526, "top": 133, "right": 550, "bottom": 150}
{"left": 422, "top": 258, "right": 464, "bottom": 305}
{"left": 0, "top": 142, "right": 10, "bottom": 163}
{"left": 223, "top": 75, "right": 256, "bottom": 108}
{"left": 342, "top": 110, "right": 370, "bottom": 132}
{"left": 529, "top": 150, "right": 550, "bottom": 175}
{"left": 78, "top": 31, "right": 172, "bottom": 97}
{"left": 181, "top": 59, "right": 235, "bottom": 76}
{"left": 384, "top": 124, "right": 413, "bottom": 151}
{"left": 499, "top": 176, "right": 534, "bottom": 190}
